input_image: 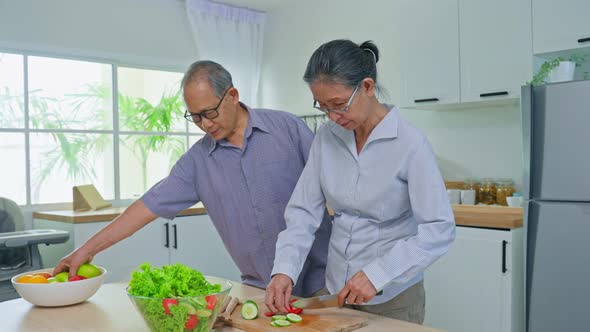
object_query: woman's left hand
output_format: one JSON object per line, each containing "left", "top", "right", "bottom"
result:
{"left": 337, "top": 271, "right": 378, "bottom": 306}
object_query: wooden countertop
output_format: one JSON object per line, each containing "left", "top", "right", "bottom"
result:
{"left": 0, "top": 282, "right": 443, "bottom": 332}
{"left": 452, "top": 204, "right": 523, "bottom": 229}
{"left": 33, "top": 204, "right": 207, "bottom": 223}
{"left": 33, "top": 203, "right": 522, "bottom": 229}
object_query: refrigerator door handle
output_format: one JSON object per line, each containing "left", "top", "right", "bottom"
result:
{"left": 502, "top": 240, "right": 508, "bottom": 273}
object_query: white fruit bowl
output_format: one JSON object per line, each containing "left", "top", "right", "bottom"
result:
{"left": 11, "top": 266, "right": 107, "bottom": 307}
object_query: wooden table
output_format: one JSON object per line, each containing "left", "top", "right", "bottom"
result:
{"left": 0, "top": 282, "right": 443, "bottom": 332}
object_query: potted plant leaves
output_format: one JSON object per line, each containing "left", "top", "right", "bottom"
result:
{"left": 531, "top": 53, "right": 588, "bottom": 86}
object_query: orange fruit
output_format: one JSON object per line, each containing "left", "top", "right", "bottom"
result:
{"left": 17, "top": 274, "right": 34, "bottom": 283}
{"left": 27, "top": 275, "right": 49, "bottom": 284}
{"left": 35, "top": 272, "right": 53, "bottom": 279}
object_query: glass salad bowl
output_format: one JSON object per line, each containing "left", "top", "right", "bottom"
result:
{"left": 127, "top": 276, "right": 232, "bottom": 332}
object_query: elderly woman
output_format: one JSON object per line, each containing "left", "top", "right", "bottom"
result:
{"left": 265, "top": 39, "right": 455, "bottom": 324}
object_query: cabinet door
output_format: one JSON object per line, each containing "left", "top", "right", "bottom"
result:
{"left": 169, "top": 215, "right": 241, "bottom": 282}
{"left": 459, "top": 0, "right": 532, "bottom": 102}
{"left": 533, "top": 0, "right": 590, "bottom": 53}
{"left": 76, "top": 219, "right": 169, "bottom": 283}
{"left": 398, "top": 0, "right": 460, "bottom": 108}
{"left": 424, "top": 227, "right": 511, "bottom": 332}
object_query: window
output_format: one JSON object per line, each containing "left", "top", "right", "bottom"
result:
{"left": 0, "top": 52, "right": 202, "bottom": 205}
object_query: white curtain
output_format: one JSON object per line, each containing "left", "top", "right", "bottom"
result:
{"left": 186, "top": 0, "right": 265, "bottom": 107}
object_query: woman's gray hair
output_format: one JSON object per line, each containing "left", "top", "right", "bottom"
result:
{"left": 181, "top": 60, "right": 233, "bottom": 98}
{"left": 303, "top": 40, "right": 381, "bottom": 92}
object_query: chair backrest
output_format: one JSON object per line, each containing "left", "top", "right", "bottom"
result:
{"left": 0, "top": 197, "right": 24, "bottom": 233}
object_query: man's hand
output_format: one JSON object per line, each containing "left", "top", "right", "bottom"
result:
{"left": 337, "top": 271, "right": 378, "bottom": 306}
{"left": 52, "top": 247, "right": 94, "bottom": 279}
{"left": 265, "top": 274, "right": 294, "bottom": 313}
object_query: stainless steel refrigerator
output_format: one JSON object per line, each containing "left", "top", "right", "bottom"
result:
{"left": 521, "top": 80, "right": 590, "bottom": 332}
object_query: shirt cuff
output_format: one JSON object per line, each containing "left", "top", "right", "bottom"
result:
{"left": 363, "top": 259, "right": 390, "bottom": 292}
{"left": 271, "top": 262, "right": 300, "bottom": 286}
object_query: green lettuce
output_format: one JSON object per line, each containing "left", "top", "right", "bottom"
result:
{"left": 128, "top": 263, "right": 221, "bottom": 297}
{"left": 127, "top": 263, "right": 222, "bottom": 332}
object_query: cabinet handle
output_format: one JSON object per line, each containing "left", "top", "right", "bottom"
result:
{"left": 502, "top": 240, "right": 508, "bottom": 273}
{"left": 164, "top": 223, "right": 169, "bottom": 248}
{"left": 414, "top": 98, "right": 439, "bottom": 103}
{"left": 480, "top": 91, "right": 508, "bottom": 98}
{"left": 578, "top": 37, "right": 590, "bottom": 43}
{"left": 173, "top": 224, "right": 178, "bottom": 249}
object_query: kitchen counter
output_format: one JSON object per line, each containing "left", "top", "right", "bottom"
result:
{"left": 0, "top": 282, "right": 443, "bottom": 332}
{"left": 33, "top": 204, "right": 207, "bottom": 223}
{"left": 34, "top": 203, "right": 522, "bottom": 229}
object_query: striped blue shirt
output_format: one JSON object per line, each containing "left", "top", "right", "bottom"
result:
{"left": 272, "top": 105, "right": 455, "bottom": 304}
{"left": 141, "top": 105, "right": 332, "bottom": 296}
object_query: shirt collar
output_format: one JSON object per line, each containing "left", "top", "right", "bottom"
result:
{"left": 207, "top": 103, "right": 270, "bottom": 155}
{"left": 329, "top": 104, "right": 399, "bottom": 144}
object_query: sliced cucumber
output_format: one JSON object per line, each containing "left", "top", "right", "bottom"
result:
{"left": 286, "top": 313, "right": 302, "bottom": 323}
{"left": 273, "top": 319, "right": 291, "bottom": 327}
{"left": 241, "top": 301, "right": 259, "bottom": 320}
{"left": 272, "top": 315, "right": 287, "bottom": 321}
{"left": 179, "top": 302, "right": 197, "bottom": 315}
{"left": 270, "top": 321, "right": 279, "bottom": 327}
{"left": 196, "top": 309, "right": 212, "bottom": 318}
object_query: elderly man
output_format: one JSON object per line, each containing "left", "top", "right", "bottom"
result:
{"left": 54, "top": 60, "right": 331, "bottom": 297}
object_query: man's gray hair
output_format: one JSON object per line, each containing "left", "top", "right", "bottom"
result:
{"left": 181, "top": 60, "right": 234, "bottom": 98}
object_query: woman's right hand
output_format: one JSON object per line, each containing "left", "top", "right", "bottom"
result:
{"left": 265, "top": 274, "right": 294, "bottom": 313}
{"left": 52, "top": 246, "right": 95, "bottom": 279}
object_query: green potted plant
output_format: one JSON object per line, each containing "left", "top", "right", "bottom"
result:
{"left": 531, "top": 53, "right": 588, "bottom": 86}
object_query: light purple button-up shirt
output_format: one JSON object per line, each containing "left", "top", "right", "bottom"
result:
{"left": 141, "top": 105, "right": 332, "bottom": 296}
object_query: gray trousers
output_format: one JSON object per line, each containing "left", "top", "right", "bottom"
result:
{"left": 315, "top": 281, "right": 425, "bottom": 324}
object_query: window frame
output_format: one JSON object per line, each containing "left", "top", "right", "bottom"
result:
{"left": 0, "top": 49, "right": 204, "bottom": 207}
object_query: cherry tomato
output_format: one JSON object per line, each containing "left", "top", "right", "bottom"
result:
{"left": 162, "top": 298, "right": 178, "bottom": 315}
{"left": 185, "top": 314, "right": 198, "bottom": 330}
{"left": 205, "top": 295, "right": 217, "bottom": 310}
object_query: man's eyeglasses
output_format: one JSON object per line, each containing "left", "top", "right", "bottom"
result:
{"left": 313, "top": 84, "right": 360, "bottom": 114}
{"left": 184, "top": 88, "right": 231, "bottom": 123}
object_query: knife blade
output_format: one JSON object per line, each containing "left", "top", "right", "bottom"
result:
{"left": 291, "top": 294, "right": 339, "bottom": 309}
{"left": 291, "top": 290, "right": 383, "bottom": 309}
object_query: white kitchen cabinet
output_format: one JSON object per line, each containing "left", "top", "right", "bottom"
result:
{"left": 459, "top": 0, "right": 532, "bottom": 103}
{"left": 168, "top": 214, "right": 241, "bottom": 281}
{"left": 424, "top": 226, "right": 524, "bottom": 332}
{"left": 532, "top": 0, "right": 590, "bottom": 54}
{"left": 34, "top": 214, "right": 241, "bottom": 283}
{"left": 398, "top": 0, "right": 460, "bottom": 108}
{"left": 398, "top": 0, "right": 532, "bottom": 108}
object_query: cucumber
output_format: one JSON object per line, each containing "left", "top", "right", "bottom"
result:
{"left": 273, "top": 319, "right": 291, "bottom": 327}
{"left": 272, "top": 315, "right": 287, "bottom": 321}
{"left": 286, "top": 313, "right": 302, "bottom": 323}
{"left": 196, "top": 309, "right": 212, "bottom": 318}
{"left": 179, "top": 302, "right": 197, "bottom": 315}
{"left": 241, "top": 301, "right": 259, "bottom": 320}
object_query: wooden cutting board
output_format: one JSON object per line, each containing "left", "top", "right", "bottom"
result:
{"left": 223, "top": 299, "right": 369, "bottom": 332}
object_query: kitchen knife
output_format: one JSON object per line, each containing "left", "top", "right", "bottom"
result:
{"left": 292, "top": 291, "right": 382, "bottom": 309}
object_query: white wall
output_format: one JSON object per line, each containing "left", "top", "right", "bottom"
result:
{"left": 0, "top": 0, "right": 198, "bottom": 71}
{"left": 259, "top": 0, "right": 524, "bottom": 188}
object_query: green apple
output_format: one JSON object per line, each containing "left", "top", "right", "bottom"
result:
{"left": 76, "top": 263, "right": 101, "bottom": 279}
{"left": 47, "top": 277, "right": 58, "bottom": 283}
{"left": 55, "top": 272, "right": 69, "bottom": 282}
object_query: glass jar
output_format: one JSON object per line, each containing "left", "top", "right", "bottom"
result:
{"left": 478, "top": 178, "right": 497, "bottom": 205}
{"left": 463, "top": 179, "right": 480, "bottom": 204}
{"left": 496, "top": 179, "right": 515, "bottom": 206}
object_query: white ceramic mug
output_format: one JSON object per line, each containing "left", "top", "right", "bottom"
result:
{"left": 447, "top": 189, "right": 461, "bottom": 204}
{"left": 506, "top": 196, "right": 523, "bottom": 207}
{"left": 460, "top": 190, "right": 476, "bottom": 205}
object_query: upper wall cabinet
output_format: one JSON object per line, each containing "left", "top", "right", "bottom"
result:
{"left": 533, "top": 0, "right": 590, "bottom": 54}
{"left": 398, "top": 0, "right": 532, "bottom": 108}
{"left": 460, "top": 0, "right": 532, "bottom": 103}
{"left": 398, "top": 0, "right": 460, "bottom": 108}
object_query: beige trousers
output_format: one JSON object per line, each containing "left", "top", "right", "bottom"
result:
{"left": 314, "top": 281, "right": 425, "bottom": 324}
